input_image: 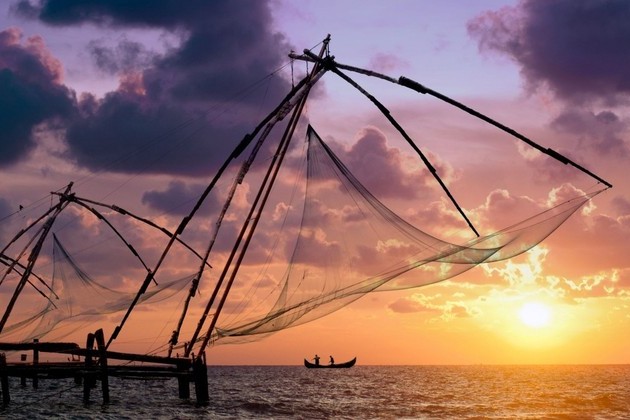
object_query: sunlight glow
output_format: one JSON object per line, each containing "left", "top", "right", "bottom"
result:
{"left": 518, "top": 302, "right": 551, "bottom": 328}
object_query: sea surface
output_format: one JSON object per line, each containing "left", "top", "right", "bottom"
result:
{"left": 1, "top": 364, "right": 629, "bottom": 419}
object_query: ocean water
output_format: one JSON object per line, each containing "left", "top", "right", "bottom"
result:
{"left": 1, "top": 365, "right": 628, "bottom": 419}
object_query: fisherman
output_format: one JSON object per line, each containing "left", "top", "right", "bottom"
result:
{"left": 313, "top": 354, "right": 320, "bottom": 366}
{"left": 329, "top": 355, "right": 335, "bottom": 365}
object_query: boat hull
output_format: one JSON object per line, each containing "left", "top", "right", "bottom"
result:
{"left": 304, "top": 357, "right": 356, "bottom": 368}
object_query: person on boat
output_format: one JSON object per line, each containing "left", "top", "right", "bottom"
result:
{"left": 329, "top": 355, "right": 335, "bottom": 365}
{"left": 313, "top": 354, "right": 320, "bottom": 366}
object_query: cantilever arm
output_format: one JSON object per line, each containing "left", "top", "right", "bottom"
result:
{"left": 290, "top": 52, "right": 613, "bottom": 190}
{"left": 335, "top": 67, "right": 479, "bottom": 237}
{"left": 396, "top": 76, "right": 612, "bottom": 189}
{"left": 300, "top": 50, "right": 479, "bottom": 237}
{"left": 62, "top": 194, "right": 212, "bottom": 270}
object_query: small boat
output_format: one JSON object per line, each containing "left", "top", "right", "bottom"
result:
{"left": 304, "top": 357, "right": 356, "bottom": 368}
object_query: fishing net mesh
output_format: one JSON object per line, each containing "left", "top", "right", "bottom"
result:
{"left": 0, "top": 125, "right": 602, "bottom": 349}
{"left": 213, "top": 125, "right": 601, "bottom": 343}
{"left": 1, "top": 234, "right": 192, "bottom": 342}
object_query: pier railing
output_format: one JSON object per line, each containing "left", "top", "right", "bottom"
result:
{"left": 0, "top": 329, "right": 208, "bottom": 406}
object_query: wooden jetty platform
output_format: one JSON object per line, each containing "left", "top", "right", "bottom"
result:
{"left": 0, "top": 329, "right": 208, "bottom": 406}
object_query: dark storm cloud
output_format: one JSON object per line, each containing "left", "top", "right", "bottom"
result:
{"left": 467, "top": 0, "right": 630, "bottom": 104}
{"left": 13, "top": 0, "right": 203, "bottom": 27}
{"left": 14, "top": 0, "right": 293, "bottom": 175}
{"left": 0, "top": 27, "right": 75, "bottom": 166}
{"left": 468, "top": 0, "right": 630, "bottom": 157}
{"left": 88, "top": 38, "right": 156, "bottom": 75}
{"left": 141, "top": 180, "right": 220, "bottom": 216}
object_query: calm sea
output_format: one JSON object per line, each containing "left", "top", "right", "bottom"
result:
{"left": 1, "top": 365, "right": 628, "bottom": 419}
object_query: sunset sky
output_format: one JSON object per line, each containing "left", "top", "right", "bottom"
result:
{"left": 1, "top": 0, "right": 629, "bottom": 365}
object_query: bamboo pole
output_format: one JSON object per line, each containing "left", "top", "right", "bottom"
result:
{"left": 190, "top": 35, "right": 331, "bottom": 357}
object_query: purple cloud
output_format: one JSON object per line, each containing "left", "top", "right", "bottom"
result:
{"left": 468, "top": 0, "right": 630, "bottom": 157}
{"left": 337, "top": 126, "right": 452, "bottom": 200}
{"left": 141, "top": 180, "right": 220, "bottom": 216}
{"left": 13, "top": 0, "right": 294, "bottom": 175}
{"left": 468, "top": 0, "right": 630, "bottom": 105}
{"left": 551, "top": 109, "right": 627, "bottom": 157}
{"left": 88, "top": 38, "right": 156, "bottom": 75}
{"left": 0, "top": 27, "right": 75, "bottom": 166}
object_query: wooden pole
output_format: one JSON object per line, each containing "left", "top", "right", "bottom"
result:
{"left": 94, "top": 329, "right": 109, "bottom": 404}
{"left": 193, "top": 353, "right": 208, "bottom": 405}
{"left": 83, "top": 332, "right": 95, "bottom": 404}
{"left": 177, "top": 358, "right": 190, "bottom": 399}
{"left": 32, "top": 338, "right": 39, "bottom": 389}
{"left": 106, "top": 66, "right": 327, "bottom": 350}
{"left": 20, "top": 353, "right": 26, "bottom": 386}
{"left": 0, "top": 353, "right": 9, "bottom": 406}
{"left": 177, "top": 373, "right": 190, "bottom": 399}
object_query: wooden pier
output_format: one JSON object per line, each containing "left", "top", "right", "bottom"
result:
{"left": 0, "top": 329, "right": 209, "bottom": 406}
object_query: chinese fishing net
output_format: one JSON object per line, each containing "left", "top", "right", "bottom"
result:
{"left": 0, "top": 234, "right": 192, "bottom": 342}
{"left": 212, "top": 125, "right": 603, "bottom": 343}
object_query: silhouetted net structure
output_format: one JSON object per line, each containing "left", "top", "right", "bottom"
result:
{"left": 212, "top": 126, "right": 602, "bottom": 343}
{"left": 0, "top": 39, "right": 611, "bottom": 356}
{"left": 0, "top": 234, "right": 192, "bottom": 342}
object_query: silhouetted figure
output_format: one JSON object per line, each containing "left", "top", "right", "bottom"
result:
{"left": 329, "top": 355, "right": 335, "bottom": 365}
{"left": 313, "top": 354, "right": 320, "bottom": 366}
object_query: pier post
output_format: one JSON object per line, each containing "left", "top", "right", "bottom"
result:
{"left": 177, "top": 358, "right": 190, "bottom": 399}
{"left": 0, "top": 353, "right": 9, "bottom": 405}
{"left": 193, "top": 352, "right": 209, "bottom": 405}
{"left": 83, "top": 332, "right": 95, "bottom": 404}
{"left": 94, "top": 329, "right": 110, "bottom": 404}
{"left": 32, "top": 338, "right": 39, "bottom": 389}
{"left": 20, "top": 354, "right": 26, "bottom": 387}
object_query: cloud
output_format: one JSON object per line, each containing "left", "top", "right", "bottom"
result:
{"left": 335, "top": 126, "right": 454, "bottom": 200}
{"left": 388, "top": 293, "right": 441, "bottom": 314}
{"left": 0, "top": 27, "right": 75, "bottom": 167}
{"left": 14, "top": 0, "right": 232, "bottom": 28}
{"left": 65, "top": 89, "right": 244, "bottom": 175}
{"left": 0, "top": 198, "right": 15, "bottom": 245}
{"left": 406, "top": 199, "right": 475, "bottom": 238}
{"left": 141, "top": 180, "right": 217, "bottom": 216}
{"left": 468, "top": 0, "right": 630, "bottom": 158}
{"left": 388, "top": 293, "right": 479, "bottom": 319}
{"left": 563, "top": 269, "right": 623, "bottom": 298}
{"left": 88, "top": 38, "right": 157, "bottom": 75}
{"left": 618, "top": 268, "right": 630, "bottom": 288}
{"left": 474, "top": 188, "right": 539, "bottom": 231}
{"left": 14, "top": 0, "right": 294, "bottom": 175}
{"left": 467, "top": 0, "right": 630, "bottom": 105}
{"left": 482, "top": 246, "right": 548, "bottom": 288}
{"left": 551, "top": 109, "right": 628, "bottom": 157}
{"left": 611, "top": 196, "right": 630, "bottom": 216}
{"left": 367, "top": 52, "right": 410, "bottom": 74}
{"left": 480, "top": 239, "right": 629, "bottom": 303}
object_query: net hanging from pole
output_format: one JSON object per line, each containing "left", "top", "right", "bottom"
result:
{"left": 0, "top": 234, "right": 193, "bottom": 342}
{"left": 210, "top": 125, "right": 603, "bottom": 344}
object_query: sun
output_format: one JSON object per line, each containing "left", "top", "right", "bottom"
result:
{"left": 518, "top": 301, "right": 551, "bottom": 328}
